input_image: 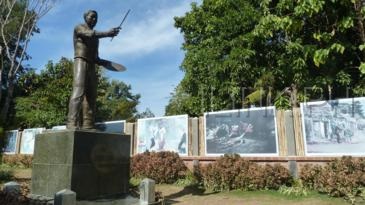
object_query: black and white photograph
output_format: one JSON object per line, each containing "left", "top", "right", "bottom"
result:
{"left": 95, "top": 120, "right": 126, "bottom": 133}
{"left": 19, "top": 128, "right": 45, "bottom": 154}
{"left": 137, "top": 115, "right": 188, "bottom": 155}
{"left": 205, "top": 107, "right": 278, "bottom": 156}
{"left": 51, "top": 125, "right": 66, "bottom": 130}
{"left": 51, "top": 120, "right": 125, "bottom": 133}
{"left": 301, "top": 97, "right": 365, "bottom": 156}
{"left": 3, "top": 130, "right": 19, "bottom": 154}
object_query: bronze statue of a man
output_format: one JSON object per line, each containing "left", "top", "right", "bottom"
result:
{"left": 67, "top": 10, "right": 120, "bottom": 129}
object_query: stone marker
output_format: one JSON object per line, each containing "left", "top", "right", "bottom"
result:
{"left": 54, "top": 189, "right": 76, "bottom": 205}
{"left": 3, "top": 181, "right": 20, "bottom": 195}
{"left": 139, "top": 178, "right": 155, "bottom": 205}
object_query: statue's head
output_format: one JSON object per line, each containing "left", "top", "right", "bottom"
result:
{"left": 84, "top": 10, "right": 98, "bottom": 28}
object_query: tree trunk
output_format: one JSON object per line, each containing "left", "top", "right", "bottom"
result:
{"left": 0, "top": 78, "right": 14, "bottom": 123}
{"left": 0, "top": 48, "right": 3, "bottom": 105}
{"left": 0, "top": 68, "right": 2, "bottom": 106}
{"left": 354, "top": 0, "right": 365, "bottom": 59}
{"left": 290, "top": 84, "right": 298, "bottom": 108}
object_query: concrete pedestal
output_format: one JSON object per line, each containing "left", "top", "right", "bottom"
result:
{"left": 31, "top": 130, "right": 130, "bottom": 200}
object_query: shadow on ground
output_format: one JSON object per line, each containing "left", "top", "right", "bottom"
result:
{"left": 162, "top": 185, "right": 218, "bottom": 204}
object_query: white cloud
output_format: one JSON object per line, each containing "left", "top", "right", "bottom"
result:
{"left": 100, "top": 2, "right": 190, "bottom": 58}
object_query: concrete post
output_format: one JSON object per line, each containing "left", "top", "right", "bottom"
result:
{"left": 54, "top": 189, "right": 76, "bottom": 205}
{"left": 288, "top": 160, "right": 298, "bottom": 178}
{"left": 191, "top": 118, "right": 199, "bottom": 156}
{"left": 285, "top": 110, "right": 297, "bottom": 155}
{"left": 139, "top": 178, "right": 155, "bottom": 205}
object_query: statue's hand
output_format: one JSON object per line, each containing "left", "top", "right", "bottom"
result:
{"left": 108, "top": 28, "right": 120, "bottom": 37}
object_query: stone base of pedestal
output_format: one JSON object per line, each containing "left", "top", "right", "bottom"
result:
{"left": 31, "top": 130, "right": 130, "bottom": 200}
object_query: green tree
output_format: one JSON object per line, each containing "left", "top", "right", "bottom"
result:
{"left": 165, "top": 84, "right": 193, "bottom": 115}
{"left": 14, "top": 58, "right": 140, "bottom": 128}
{"left": 96, "top": 79, "right": 140, "bottom": 122}
{"left": 14, "top": 58, "right": 73, "bottom": 128}
{"left": 0, "top": 0, "right": 53, "bottom": 124}
{"left": 135, "top": 108, "right": 155, "bottom": 119}
{"left": 169, "top": 0, "right": 365, "bottom": 115}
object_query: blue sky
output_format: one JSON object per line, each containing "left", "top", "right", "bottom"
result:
{"left": 27, "top": 0, "right": 199, "bottom": 117}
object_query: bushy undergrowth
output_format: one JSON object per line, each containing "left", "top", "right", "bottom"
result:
{"left": 2, "top": 155, "right": 33, "bottom": 168}
{"left": 279, "top": 179, "right": 309, "bottom": 197}
{"left": 131, "top": 151, "right": 187, "bottom": 184}
{"left": 0, "top": 191, "right": 29, "bottom": 205}
{"left": 300, "top": 156, "right": 365, "bottom": 203}
{"left": 0, "top": 164, "right": 14, "bottom": 181}
{"left": 201, "top": 154, "right": 293, "bottom": 192}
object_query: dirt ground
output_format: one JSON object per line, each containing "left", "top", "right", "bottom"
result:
{"left": 10, "top": 169, "right": 351, "bottom": 205}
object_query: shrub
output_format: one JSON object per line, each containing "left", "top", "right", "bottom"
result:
{"left": 0, "top": 127, "right": 4, "bottom": 153}
{"left": 131, "top": 151, "right": 187, "bottom": 184}
{"left": 174, "top": 170, "right": 199, "bottom": 187}
{"left": 2, "top": 155, "right": 33, "bottom": 168}
{"left": 201, "top": 154, "right": 293, "bottom": 191}
{"left": 0, "top": 164, "right": 14, "bottom": 181}
{"left": 0, "top": 191, "right": 29, "bottom": 205}
{"left": 263, "top": 164, "right": 293, "bottom": 190}
{"left": 279, "top": 179, "right": 309, "bottom": 197}
{"left": 202, "top": 154, "right": 242, "bottom": 191}
{"left": 299, "top": 164, "right": 322, "bottom": 190}
{"left": 300, "top": 156, "right": 365, "bottom": 203}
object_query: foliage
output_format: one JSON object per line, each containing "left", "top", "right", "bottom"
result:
{"left": 0, "top": 0, "right": 53, "bottom": 124}
{"left": 279, "top": 179, "right": 309, "bottom": 197}
{"left": 299, "top": 164, "right": 323, "bottom": 190}
{"left": 174, "top": 169, "right": 200, "bottom": 187}
{"left": 0, "top": 127, "right": 4, "bottom": 152}
{"left": 165, "top": 84, "right": 193, "bottom": 116}
{"left": 96, "top": 78, "right": 140, "bottom": 122}
{"left": 2, "top": 154, "right": 33, "bottom": 168}
{"left": 14, "top": 58, "right": 73, "bottom": 128}
{"left": 14, "top": 58, "right": 140, "bottom": 128}
{"left": 130, "top": 151, "right": 187, "bottom": 184}
{"left": 0, "top": 164, "right": 14, "bottom": 181}
{"left": 201, "top": 154, "right": 292, "bottom": 192}
{"left": 0, "top": 190, "right": 30, "bottom": 205}
{"left": 300, "top": 156, "right": 365, "bottom": 203}
{"left": 129, "top": 177, "right": 143, "bottom": 187}
{"left": 135, "top": 108, "right": 155, "bottom": 119}
{"left": 169, "top": 0, "right": 365, "bottom": 115}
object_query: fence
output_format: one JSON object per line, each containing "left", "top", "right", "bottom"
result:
{"left": 4, "top": 109, "right": 308, "bottom": 157}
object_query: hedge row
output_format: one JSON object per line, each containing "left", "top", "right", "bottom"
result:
{"left": 300, "top": 156, "right": 365, "bottom": 200}
{"left": 131, "top": 151, "right": 187, "bottom": 184}
{"left": 3, "top": 151, "right": 365, "bottom": 202}
{"left": 200, "top": 154, "right": 293, "bottom": 191}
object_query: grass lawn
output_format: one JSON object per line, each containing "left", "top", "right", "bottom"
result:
{"left": 156, "top": 184, "right": 359, "bottom": 205}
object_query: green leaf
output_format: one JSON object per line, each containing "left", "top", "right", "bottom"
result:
{"left": 359, "top": 62, "right": 365, "bottom": 74}
{"left": 359, "top": 44, "right": 365, "bottom": 51}
{"left": 313, "top": 49, "right": 330, "bottom": 67}
{"left": 330, "top": 43, "right": 345, "bottom": 54}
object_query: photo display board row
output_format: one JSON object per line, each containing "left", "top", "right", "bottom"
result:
{"left": 137, "top": 115, "right": 189, "bottom": 155}
{"left": 3, "top": 120, "right": 126, "bottom": 155}
{"left": 3, "top": 128, "right": 46, "bottom": 155}
{"left": 204, "top": 106, "right": 279, "bottom": 156}
{"left": 301, "top": 97, "right": 365, "bottom": 156}
{"left": 5, "top": 97, "right": 365, "bottom": 157}
{"left": 51, "top": 120, "right": 126, "bottom": 133}
{"left": 3, "top": 130, "right": 19, "bottom": 154}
